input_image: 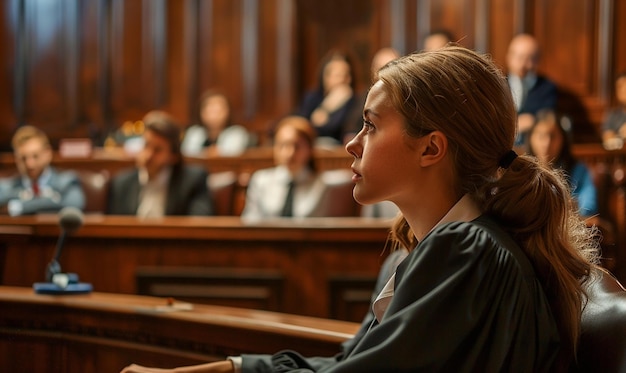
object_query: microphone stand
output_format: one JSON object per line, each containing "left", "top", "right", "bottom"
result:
{"left": 33, "top": 208, "right": 92, "bottom": 295}
{"left": 45, "top": 230, "right": 66, "bottom": 282}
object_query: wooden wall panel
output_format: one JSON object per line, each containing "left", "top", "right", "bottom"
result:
{"left": 487, "top": 0, "right": 521, "bottom": 69}
{"left": 15, "top": 0, "right": 81, "bottom": 141}
{"left": 533, "top": 1, "right": 597, "bottom": 94}
{"left": 78, "top": 1, "right": 106, "bottom": 139}
{"left": 532, "top": 0, "right": 603, "bottom": 141}
{"left": 108, "top": 1, "right": 145, "bottom": 124}
{"left": 1, "top": 0, "right": 626, "bottom": 149}
{"left": 0, "top": 1, "right": 19, "bottom": 149}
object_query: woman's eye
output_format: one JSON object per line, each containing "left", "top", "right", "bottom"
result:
{"left": 362, "top": 120, "right": 374, "bottom": 132}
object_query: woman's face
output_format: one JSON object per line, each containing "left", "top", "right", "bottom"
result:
{"left": 274, "top": 125, "right": 312, "bottom": 175}
{"left": 529, "top": 119, "right": 564, "bottom": 165}
{"left": 345, "top": 81, "right": 422, "bottom": 207}
{"left": 200, "top": 95, "right": 230, "bottom": 132}
{"left": 323, "top": 59, "right": 351, "bottom": 92}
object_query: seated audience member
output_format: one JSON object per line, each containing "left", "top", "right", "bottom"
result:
{"left": 601, "top": 72, "right": 626, "bottom": 150}
{"left": 422, "top": 29, "right": 455, "bottom": 51}
{"left": 369, "top": 48, "right": 401, "bottom": 81}
{"left": 528, "top": 109, "right": 598, "bottom": 217}
{"left": 107, "top": 110, "right": 214, "bottom": 217}
{"left": 0, "top": 125, "right": 85, "bottom": 216}
{"left": 241, "top": 116, "right": 326, "bottom": 219}
{"left": 344, "top": 47, "right": 401, "bottom": 142}
{"left": 181, "top": 89, "right": 251, "bottom": 157}
{"left": 506, "top": 33, "right": 558, "bottom": 146}
{"left": 296, "top": 51, "right": 358, "bottom": 145}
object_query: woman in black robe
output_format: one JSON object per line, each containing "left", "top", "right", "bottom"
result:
{"left": 122, "top": 46, "right": 600, "bottom": 373}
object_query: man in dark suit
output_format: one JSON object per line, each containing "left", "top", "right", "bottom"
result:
{"left": 506, "top": 33, "right": 558, "bottom": 146}
{"left": 0, "top": 125, "right": 85, "bottom": 215}
{"left": 107, "top": 110, "right": 214, "bottom": 217}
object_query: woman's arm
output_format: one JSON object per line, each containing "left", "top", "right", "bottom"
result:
{"left": 120, "top": 360, "right": 234, "bottom": 373}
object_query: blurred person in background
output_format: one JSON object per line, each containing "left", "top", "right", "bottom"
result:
{"left": 505, "top": 33, "right": 558, "bottom": 146}
{"left": 296, "top": 51, "right": 358, "bottom": 145}
{"left": 527, "top": 109, "right": 598, "bottom": 217}
{"left": 0, "top": 125, "right": 85, "bottom": 216}
{"left": 241, "top": 116, "right": 327, "bottom": 219}
{"left": 107, "top": 110, "right": 214, "bottom": 217}
{"left": 181, "top": 89, "right": 252, "bottom": 157}
{"left": 422, "top": 29, "right": 455, "bottom": 51}
{"left": 601, "top": 72, "right": 626, "bottom": 150}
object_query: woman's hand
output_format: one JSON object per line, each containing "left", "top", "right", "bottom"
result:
{"left": 322, "top": 84, "right": 353, "bottom": 112}
{"left": 311, "top": 84, "right": 354, "bottom": 127}
{"left": 120, "top": 360, "right": 235, "bottom": 373}
{"left": 120, "top": 364, "right": 173, "bottom": 373}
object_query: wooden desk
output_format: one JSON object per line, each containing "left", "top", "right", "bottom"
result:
{"left": 0, "top": 215, "right": 392, "bottom": 321}
{"left": 0, "top": 286, "right": 359, "bottom": 373}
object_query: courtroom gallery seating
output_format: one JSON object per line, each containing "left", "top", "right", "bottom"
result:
{"left": 73, "top": 168, "right": 111, "bottom": 214}
{"left": 207, "top": 171, "right": 239, "bottom": 216}
{"left": 317, "top": 169, "right": 362, "bottom": 217}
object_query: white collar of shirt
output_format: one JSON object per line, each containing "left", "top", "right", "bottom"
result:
{"left": 509, "top": 72, "right": 537, "bottom": 88}
{"left": 138, "top": 166, "right": 172, "bottom": 187}
{"left": 275, "top": 165, "right": 313, "bottom": 184}
{"left": 509, "top": 72, "right": 537, "bottom": 110}
{"left": 372, "top": 194, "right": 482, "bottom": 323}
{"left": 523, "top": 72, "right": 538, "bottom": 90}
{"left": 137, "top": 167, "right": 172, "bottom": 218}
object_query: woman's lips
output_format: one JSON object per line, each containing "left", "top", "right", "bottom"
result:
{"left": 351, "top": 168, "right": 362, "bottom": 182}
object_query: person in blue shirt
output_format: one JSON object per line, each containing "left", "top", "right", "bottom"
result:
{"left": 0, "top": 125, "right": 85, "bottom": 216}
{"left": 528, "top": 109, "right": 598, "bottom": 217}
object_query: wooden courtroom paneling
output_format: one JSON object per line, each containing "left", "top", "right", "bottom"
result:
{"left": 0, "top": 286, "right": 359, "bottom": 373}
{"left": 1, "top": 0, "right": 626, "bottom": 150}
{"left": 0, "top": 215, "right": 392, "bottom": 321}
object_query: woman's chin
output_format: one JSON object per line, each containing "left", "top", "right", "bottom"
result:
{"left": 352, "top": 189, "right": 379, "bottom": 206}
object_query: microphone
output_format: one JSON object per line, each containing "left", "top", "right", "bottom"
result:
{"left": 33, "top": 207, "right": 92, "bottom": 295}
{"left": 46, "top": 206, "right": 84, "bottom": 282}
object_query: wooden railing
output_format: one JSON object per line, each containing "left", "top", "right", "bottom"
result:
{"left": 0, "top": 286, "right": 359, "bottom": 373}
{"left": 0, "top": 215, "right": 392, "bottom": 322}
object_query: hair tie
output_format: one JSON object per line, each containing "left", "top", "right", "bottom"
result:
{"left": 498, "top": 150, "right": 518, "bottom": 169}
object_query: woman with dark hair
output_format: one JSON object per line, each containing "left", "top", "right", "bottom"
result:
{"left": 528, "top": 109, "right": 598, "bottom": 217}
{"left": 296, "top": 51, "right": 358, "bottom": 145}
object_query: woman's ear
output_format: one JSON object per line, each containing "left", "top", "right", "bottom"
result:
{"left": 419, "top": 131, "right": 448, "bottom": 167}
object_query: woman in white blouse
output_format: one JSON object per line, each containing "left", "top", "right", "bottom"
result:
{"left": 241, "top": 116, "right": 327, "bottom": 219}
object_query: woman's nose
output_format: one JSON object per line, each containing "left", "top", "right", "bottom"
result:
{"left": 345, "top": 132, "right": 362, "bottom": 158}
